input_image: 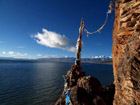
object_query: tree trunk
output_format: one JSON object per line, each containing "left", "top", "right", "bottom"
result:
{"left": 112, "top": 0, "right": 140, "bottom": 105}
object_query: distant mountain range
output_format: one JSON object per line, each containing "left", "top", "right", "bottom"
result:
{"left": 82, "top": 56, "right": 112, "bottom": 63}
{"left": 0, "top": 56, "right": 112, "bottom": 63}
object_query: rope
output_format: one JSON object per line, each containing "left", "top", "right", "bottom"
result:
{"left": 63, "top": 75, "right": 73, "bottom": 105}
{"left": 84, "top": 0, "right": 114, "bottom": 37}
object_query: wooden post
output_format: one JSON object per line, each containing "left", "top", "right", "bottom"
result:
{"left": 75, "top": 18, "right": 84, "bottom": 67}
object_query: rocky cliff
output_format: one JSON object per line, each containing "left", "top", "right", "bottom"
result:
{"left": 112, "top": 0, "right": 140, "bottom": 105}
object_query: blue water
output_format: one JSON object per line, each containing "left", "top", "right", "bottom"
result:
{"left": 0, "top": 62, "right": 113, "bottom": 105}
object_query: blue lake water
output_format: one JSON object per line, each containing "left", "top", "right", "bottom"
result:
{"left": 0, "top": 62, "right": 114, "bottom": 105}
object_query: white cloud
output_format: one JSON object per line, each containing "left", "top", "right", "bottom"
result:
{"left": 44, "top": 55, "right": 60, "bottom": 58}
{"left": 32, "top": 28, "right": 76, "bottom": 52}
{"left": 2, "top": 51, "right": 28, "bottom": 57}
{"left": 2, "top": 51, "right": 6, "bottom": 54}
{"left": 37, "top": 54, "right": 43, "bottom": 57}
{"left": 36, "top": 54, "right": 69, "bottom": 58}
{"left": 37, "top": 54, "right": 59, "bottom": 58}
{"left": 8, "top": 51, "right": 14, "bottom": 55}
{"left": 16, "top": 52, "right": 28, "bottom": 56}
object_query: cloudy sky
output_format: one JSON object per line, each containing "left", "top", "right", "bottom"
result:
{"left": 0, "top": 0, "right": 114, "bottom": 59}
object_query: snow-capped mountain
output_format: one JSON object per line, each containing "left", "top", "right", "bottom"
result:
{"left": 38, "top": 56, "right": 112, "bottom": 62}
{"left": 0, "top": 56, "right": 112, "bottom": 63}
{"left": 82, "top": 56, "right": 112, "bottom": 62}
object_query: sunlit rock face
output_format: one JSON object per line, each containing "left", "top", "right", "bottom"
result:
{"left": 112, "top": 0, "right": 140, "bottom": 105}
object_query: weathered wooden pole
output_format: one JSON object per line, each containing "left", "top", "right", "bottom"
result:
{"left": 75, "top": 19, "right": 84, "bottom": 67}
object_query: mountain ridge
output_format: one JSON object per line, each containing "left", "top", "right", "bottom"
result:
{"left": 0, "top": 56, "right": 112, "bottom": 63}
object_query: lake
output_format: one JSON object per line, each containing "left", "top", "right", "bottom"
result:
{"left": 0, "top": 62, "right": 113, "bottom": 105}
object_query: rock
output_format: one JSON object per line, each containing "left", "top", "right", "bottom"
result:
{"left": 93, "top": 96, "right": 106, "bottom": 105}
{"left": 77, "top": 76, "right": 102, "bottom": 96}
{"left": 67, "top": 65, "right": 86, "bottom": 87}
{"left": 102, "top": 83, "right": 115, "bottom": 105}
{"left": 70, "top": 76, "right": 105, "bottom": 105}
{"left": 55, "top": 97, "right": 65, "bottom": 105}
{"left": 55, "top": 65, "right": 106, "bottom": 105}
{"left": 112, "top": 0, "right": 140, "bottom": 105}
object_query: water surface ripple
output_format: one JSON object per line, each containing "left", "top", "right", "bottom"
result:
{"left": 0, "top": 62, "right": 113, "bottom": 105}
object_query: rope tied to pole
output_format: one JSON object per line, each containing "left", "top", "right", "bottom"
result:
{"left": 84, "top": 0, "right": 114, "bottom": 37}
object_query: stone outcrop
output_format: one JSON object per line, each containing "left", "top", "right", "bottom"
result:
{"left": 112, "top": 0, "right": 140, "bottom": 105}
{"left": 55, "top": 65, "right": 114, "bottom": 105}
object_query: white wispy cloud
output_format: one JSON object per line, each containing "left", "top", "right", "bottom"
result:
{"left": 32, "top": 28, "right": 76, "bottom": 52}
{"left": 8, "top": 51, "right": 14, "bottom": 55}
{"left": 2, "top": 51, "right": 6, "bottom": 54}
{"left": 37, "top": 54, "right": 68, "bottom": 58}
{"left": 44, "top": 55, "right": 61, "bottom": 58}
{"left": 37, "top": 54, "right": 58, "bottom": 58}
{"left": 2, "top": 51, "right": 28, "bottom": 57}
{"left": 37, "top": 54, "right": 43, "bottom": 57}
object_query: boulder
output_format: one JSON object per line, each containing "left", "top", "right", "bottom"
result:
{"left": 55, "top": 65, "right": 106, "bottom": 105}
{"left": 77, "top": 76, "right": 102, "bottom": 96}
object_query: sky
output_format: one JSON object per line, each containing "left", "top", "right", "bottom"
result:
{"left": 0, "top": 0, "right": 114, "bottom": 59}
